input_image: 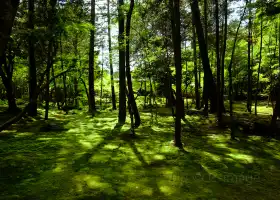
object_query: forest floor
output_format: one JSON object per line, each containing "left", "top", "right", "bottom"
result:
{"left": 0, "top": 102, "right": 280, "bottom": 200}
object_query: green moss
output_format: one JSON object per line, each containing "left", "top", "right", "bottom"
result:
{"left": 0, "top": 106, "right": 280, "bottom": 199}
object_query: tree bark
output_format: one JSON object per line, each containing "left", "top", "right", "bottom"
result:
{"left": 0, "top": 0, "right": 19, "bottom": 56}
{"left": 60, "top": 33, "right": 67, "bottom": 106}
{"left": 215, "top": 0, "right": 221, "bottom": 123}
{"left": 190, "top": 0, "right": 217, "bottom": 113}
{"left": 247, "top": 0, "right": 252, "bottom": 113}
{"left": 118, "top": 0, "right": 126, "bottom": 124}
{"left": 125, "top": 0, "right": 140, "bottom": 129}
{"left": 107, "top": 0, "right": 117, "bottom": 110}
{"left": 45, "top": 0, "right": 57, "bottom": 120}
{"left": 170, "top": 0, "right": 183, "bottom": 148}
{"left": 0, "top": 54, "right": 18, "bottom": 111}
{"left": 228, "top": 0, "right": 247, "bottom": 139}
{"left": 28, "top": 0, "right": 37, "bottom": 116}
{"left": 254, "top": 13, "right": 263, "bottom": 115}
{"left": 192, "top": 22, "right": 200, "bottom": 109}
{"left": 88, "top": 0, "right": 96, "bottom": 114}
{"left": 221, "top": 0, "right": 227, "bottom": 113}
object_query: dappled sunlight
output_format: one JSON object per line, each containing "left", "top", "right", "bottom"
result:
{"left": 1, "top": 108, "right": 280, "bottom": 199}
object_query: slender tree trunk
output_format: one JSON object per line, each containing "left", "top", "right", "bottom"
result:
{"left": 28, "top": 0, "right": 37, "bottom": 116}
{"left": 228, "top": 0, "right": 247, "bottom": 139}
{"left": 118, "top": 0, "right": 126, "bottom": 124}
{"left": 51, "top": 63, "right": 60, "bottom": 109}
{"left": 107, "top": 0, "right": 117, "bottom": 110}
{"left": 247, "top": 0, "right": 252, "bottom": 113}
{"left": 255, "top": 13, "right": 263, "bottom": 115}
{"left": 215, "top": 0, "right": 221, "bottom": 123}
{"left": 170, "top": 0, "right": 183, "bottom": 148}
{"left": 0, "top": 55, "right": 18, "bottom": 111}
{"left": 45, "top": 0, "right": 56, "bottom": 120}
{"left": 100, "top": 46, "right": 104, "bottom": 108}
{"left": 60, "top": 33, "right": 67, "bottom": 106}
{"left": 221, "top": 0, "right": 227, "bottom": 113}
{"left": 192, "top": 22, "right": 200, "bottom": 109}
{"left": 190, "top": 0, "right": 217, "bottom": 113}
{"left": 125, "top": 0, "right": 140, "bottom": 130}
{"left": 88, "top": 0, "right": 96, "bottom": 114}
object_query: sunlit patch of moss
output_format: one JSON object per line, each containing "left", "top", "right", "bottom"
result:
{"left": 14, "top": 132, "right": 34, "bottom": 137}
{"left": 228, "top": 153, "right": 254, "bottom": 163}
{"left": 202, "top": 152, "right": 221, "bottom": 162}
{"left": 78, "top": 140, "right": 93, "bottom": 149}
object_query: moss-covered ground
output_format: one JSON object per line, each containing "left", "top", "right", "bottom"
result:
{"left": 0, "top": 103, "right": 280, "bottom": 200}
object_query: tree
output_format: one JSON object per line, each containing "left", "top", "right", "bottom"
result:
{"left": 228, "top": 0, "right": 248, "bottom": 139}
{"left": 170, "top": 0, "right": 183, "bottom": 148}
{"left": 220, "top": 0, "right": 228, "bottom": 114}
{"left": 107, "top": 0, "right": 117, "bottom": 110}
{"left": 255, "top": 10, "right": 263, "bottom": 115}
{"left": 125, "top": 0, "right": 140, "bottom": 134}
{"left": 192, "top": 22, "right": 200, "bottom": 109}
{"left": 0, "top": 0, "right": 19, "bottom": 56}
{"left": 88, "top": 0, "right": 96, "bottom": 114}
{"left": 45, "top": 0, "right": 58, "bottom": 120}
{"left": 215, "top": 0, "right": 221, "bottom": 123}
{"left": 247, "top": 0, "right": 253, "bottom": 113}
{"left": 28, "top": 0, "right": 37, "bottom": 116}
{"left": 0, "top": 43, "right": 18, "bottom": 111}
{"left": 118, "top": 0, "right": 126, "bottom": 124}
{"left": 190, "top": 0, "right": 217, "bottom": 114}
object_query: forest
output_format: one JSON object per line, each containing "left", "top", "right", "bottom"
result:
{"left": 0, "top": 0, "right": 280, "bottom": 199}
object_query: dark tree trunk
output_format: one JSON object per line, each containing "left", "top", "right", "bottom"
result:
{"left": 190, "top": 0, "right": 217, "bottom": 113}
{"left": 28, "top": 0, "right": 37, "bottom": 116}
{"left": 60, "top": 33, "right": 67, "bottom": 106}
{"left": 45, "top": 0, "right": 57, "bottom": 120}
{"left": 107, "top": 0, "right": 117, "bottom": 110}
{"left": 192, "top": 22, "right": 200, "bottom": 109}
{"left": 0, "top": 54, "right": 18, "bottom": 111}
{"left": 118, "top": 0, "right": 126, "bottom": 124}
{"left": 220, "top": 0, "right": 227, "bottom": 113}
{"left": 125, "top": 0, "right": 140, "bottom": 130}
{"left": 247, "top": 0, "right": 252, "bottom": 113}
{"left": 215, "top": 0, "right": 221, "bottom": 123}
{"left": 170, "top": 0, "right": 183, "bottom": 148}
{"left": 88, "top": 0, "right": 96, "bottom": 114}
{"left": 228, "top": 0, "right": 247, "bottom": 139}
{"left": 255, "top": 13, "right": 263, "bottom": 115}
{"left": 0, "top": 0, "right": 19, "bottom": 56}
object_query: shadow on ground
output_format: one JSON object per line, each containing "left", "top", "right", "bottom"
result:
{"left": 0, "top": 107, "right": 280, "bottom": 200}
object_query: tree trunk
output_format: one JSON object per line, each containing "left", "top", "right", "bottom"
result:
{"left": 190, "top": 0, "right": 217, "bottom": 113}
{"left": 125, "top": 0, "right": 140, "bottom": 129}
{"left": 0, "top": 55, "right": 18, "bottom": 111}
{"left": 44, "top": 0, "right": 56, "bottom": 120}
{"left": 254, "top": 13, "right": 263, "bottom": 115}
{"left": 215, "top": 0, "right": 221, "bottom": 123}
{"left": 28, "top": 0, "right": 37, "bottom": 116}
{"left": 192, "top": 22, "right": 200, "bottom": 109}
{"left": 100, "top": 46, "right": 104, "bottom": 108}
{"left": 170, "top": 0, "right": 183, "bottom": 148}
{"left": 118, "top": 0, "right": 126, "bottom": 124}
{"left": 228, "top": 0, "right": 247, "bottom": 139}
{"left": 221, "top": 0, "right": 227, "bottom": 113}
{"left": 107, "top": 0, "right": 117, "bottom": 110}
{"left": 60, "top": 33, "right": 67, "bottom": 106}
{"left": 0, "top": 0, "right": 19, "bottom": 56}
{"left": 247, "top": 0, "right": 252, "bottom": 113}
{"left": 88, "top": 0, "right": 96, "bottom": 114}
